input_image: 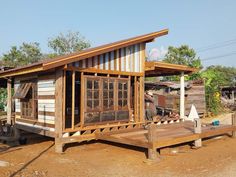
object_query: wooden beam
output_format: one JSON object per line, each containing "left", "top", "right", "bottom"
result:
{"left": 16, "top": 118, "right": 55, "bottom": 128}
{"left": 15, "top": 124, "right": 55, "bottom": 138}
{"left": 63, "top": 121, "right": 143, "bottom": 133}
{"left": 65, "top": 66, "right": 144, "bottom": 77}
{"left": 7, "top": 79, "right": 12, "bottom": 124}
{"left": 72, "top": 71, "right": 75, "bottom": 130}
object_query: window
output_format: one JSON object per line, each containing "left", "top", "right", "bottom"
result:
{"left": 86, "top": 79, "right": 100, "bottom": 112}
{"left": 102, "top": 78, "right": 114, "bottom": 110}
{"left": 13, "top": 83, "right": 32, "bottom": 99}
{"left": 84, "top": 76, "right": 130, "bottom": 124}
{"left": 14, "top": 81, "right": 37, "bottom": 119}
{"left": 118, "top": 80, "right": 128, "bottom": 110}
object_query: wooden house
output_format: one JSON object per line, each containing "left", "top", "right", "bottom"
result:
{"left": 0, "top": 29, "right": 197, "bottom": 152}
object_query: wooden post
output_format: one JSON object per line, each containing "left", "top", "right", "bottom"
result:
{"left": 232, "top": 113, "right": 236, "bottom": 138}
{"left": 194, "top": 118, "right": 202, "bottom": 147}
{"left": 80, "top": 72, "right": 85, "bottom": 126}
{"left": 72, "top": 71, "right": 75, "bottom": 129}
{"left": 180, "top": 72, "right": 185, "bottom": 120}
{"left": 147, "top": 123, "right": 159, "bottom": 160}
{"left": 55, "top": 69, "right": 64, "bottom": 153}
{"left": 128, "top": 76, "right": 131, "bottom": 121}
{"left": 62, "top": 70, "right": 66, "bottom": 130}
{"left": 134, "top": 76, "right": 137, "bottom": 122}
{"left": 7, "top": 79, "right": 12, "bottom": 125}
{"left": 139, "top": 77, "right": 144, "bottom": 123}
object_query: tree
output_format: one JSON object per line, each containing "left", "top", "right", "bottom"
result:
{"left": 163, "top": 45, "right": 202, "bottom": 68}
{"left": 201, "top": 65, "right": 236, "bottom": 115}
{"left": 201, "top": 67, "right": 225, "bottom": 115}
{"left": 162, "top": 45, "right": 202, "bottom": 81}
{"left": 204, "top": 65, "right": 236, "bottom": 86}
{"left": 48, "top": 31, "right": 91, "bottom": 55}
{"left": 1, "top": 42, "right": 42, "bottom": 67}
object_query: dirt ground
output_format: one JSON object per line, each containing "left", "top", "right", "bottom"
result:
{"left": 0, "top": 114, "right": 236, "bottom": 177}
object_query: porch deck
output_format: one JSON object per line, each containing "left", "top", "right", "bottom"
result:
{"left": 96, "top": 121, "right": 236, "bottom": 159}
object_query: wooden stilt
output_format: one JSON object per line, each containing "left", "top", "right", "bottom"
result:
{"left": 147, "top": 123, "right": 159, "bottom": 160}
{"left": 194, "top": 118, "right": 202, "bottom": 147}
{"left": 232, "top": 113, "right": 236, "bottom": 138}
{"left": 55, "top": 139, "right": 64, "bottom": 153}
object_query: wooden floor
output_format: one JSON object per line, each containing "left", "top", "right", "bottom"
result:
{"left": 96, "top": 121, "right": 236, "bottom": 150}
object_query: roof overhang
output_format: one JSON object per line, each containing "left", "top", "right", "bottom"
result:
{"left": 0, "top": 29, "right": 169, "bottom": 78}
{"left": 145, "top": 61, "right": 198, "bottom": 77}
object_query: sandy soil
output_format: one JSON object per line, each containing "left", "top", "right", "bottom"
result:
{"left": 0, "top": 115, "right": 236, "bottom": 177}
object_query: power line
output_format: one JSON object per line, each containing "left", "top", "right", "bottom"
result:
{"left": 197, "top": 41, "right": 236, "bottom": 53}
{"left": 196, "top": 38, "right": 236, "bottom": 52}
{"left": 201, "top": 51, "right": 236, "bottom": 61}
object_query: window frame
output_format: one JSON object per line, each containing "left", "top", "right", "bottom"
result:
{"left": 18, "top": 80, "right": 38, "bottom": 120}
{"left": 83, "top": 75, "right": 130, "bottom": 125}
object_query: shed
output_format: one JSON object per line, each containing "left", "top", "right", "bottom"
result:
{"left": 0, "top": 29, "right": 197, "bottom": 152}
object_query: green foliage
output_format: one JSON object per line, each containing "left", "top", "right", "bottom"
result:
{"left": 162, "top": 45, "right": 202, "bottom": 81}
{"left": 204, "top": 65, "right": 236, "bottom": 86}
{"left": 163, "top": 45, "right": 202, "bottom": 68}
{"left": 0, "top": 88, "right": 7, "bottom": 110}
{"left": 201, "top": 68, "right": 224, "bottom": 115}
{"left": 1, "top": 42, "right": 42, "bottom": 67}
{"left": 201, "top": 65, "right": 236, "bottom": 115}
{"left": 48, "top": 31, "right": 91, "bottom": 55}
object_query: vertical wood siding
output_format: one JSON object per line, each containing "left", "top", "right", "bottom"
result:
{"left": 71, "top": 43, "right": 144, "bottom": 73}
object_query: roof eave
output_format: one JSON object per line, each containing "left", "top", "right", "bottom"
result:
{"left": 0, "top": 64, "right": 43, "bottom": 78}
{"left": 145, "top": 61, "right": 198, "bottom": 77}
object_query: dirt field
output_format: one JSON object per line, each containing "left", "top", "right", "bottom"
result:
{"left": 0, "top": 115, "right": 236, "bottom": 177}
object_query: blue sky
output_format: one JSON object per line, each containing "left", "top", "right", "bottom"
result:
{"left": 0, "top": 0, "right": 236, "bottom": 67}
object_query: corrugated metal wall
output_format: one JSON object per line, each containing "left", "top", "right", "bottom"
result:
{"left": 69, "top": 43, "right": 144, "bottom": 73}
